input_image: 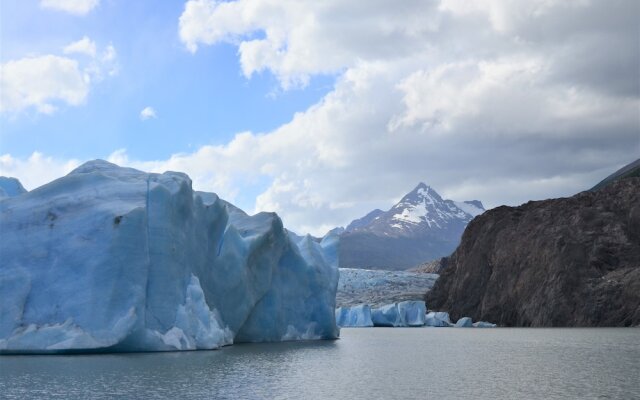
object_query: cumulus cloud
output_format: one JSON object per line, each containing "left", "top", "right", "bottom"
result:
{"left": 0, "top": 153, "right": 81, "bottom": 190}
{"left": 0, "top": 39, "right": 118, "bottom": 115}
{"left": 179, "top": 0, "right": 443, "bottom": 88}
{"left": 139, "top": 106, "right": 157, "bottom": 120}
{"left": 4, "top": 0, "right": 638, "bottom": 236}
{"left": 40, "top": 0, "right": 99, "bottom": 15}
{"left": 0, "top": 55, "right": 89, "bottom": 115}
{"left": 172, "top": 0, "right": 640, "bottom": 234}
{"left": 63, "top": 36, "right": 97, "bottom": 57}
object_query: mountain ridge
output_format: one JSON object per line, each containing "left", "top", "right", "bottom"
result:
{"left": 339, "top": 183, "right": 484, "bottom": 270}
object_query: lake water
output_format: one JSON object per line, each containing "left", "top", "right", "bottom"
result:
{"left": 1, "top": 328, "right": 638, "bottom": 399}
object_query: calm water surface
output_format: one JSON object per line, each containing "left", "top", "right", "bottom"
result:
{"left": 1, "top": 328, "right": 638, "bottom": 399}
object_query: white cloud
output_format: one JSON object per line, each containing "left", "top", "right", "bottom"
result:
{"left": 0, "top": 55, "right": 89, "bottom": 115}
{"left": 170, "top": 0, "right": 640, "bottom": 235}
{"left": 0, "top": 40, "right": 118, "bottom": 115}
{"left": 63, "top": 36, "right": 97, "bottom": 57}
{"left": 140, "top": 106, "right": 157, "bottom": 120}
{"left": 3, "top": 0, "right": 638, "bottom": 237}
{"left": 179, "top": 0, "right": 442, "bottom": 88}
{"left": 40, "top": 0, "right": 99, "bottom": 15}
{"left": 0, "top": 153, "right": 81, "bottom": 190}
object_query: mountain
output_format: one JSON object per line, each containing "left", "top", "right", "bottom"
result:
{"left": 426, "top": 176, "right": 640, "bottom": 327}
{"left": 339, "top": 183, "right": 484, "bottom": 270}
{"left": 345, "top": 209, "right": 384, "bottom": 231}
{"left": 591, "top": 158, "right": 640, "bottom": 191}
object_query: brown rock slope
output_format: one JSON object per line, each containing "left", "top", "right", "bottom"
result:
{"left": 426, "top": 177, "right": 640, "bottom": 327}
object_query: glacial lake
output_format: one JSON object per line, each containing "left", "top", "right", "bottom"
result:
{"left": 1, "top": 328, "right": 638, "bottom": 399}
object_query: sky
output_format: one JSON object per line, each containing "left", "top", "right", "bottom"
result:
{"left": 1, "top": 0, "right": 639, "bottom": 235}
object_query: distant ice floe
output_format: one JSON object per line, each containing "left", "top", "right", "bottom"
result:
{"left": 336, "top": 301, "right": 496, "bottom": 328}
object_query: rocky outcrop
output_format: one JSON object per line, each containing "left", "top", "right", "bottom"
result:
{"left": 411, "top": 257, "right": 448, "bottom": 274}
{"left": 591, "top": 158, "right": 640, "bottom": 191}
{"left": 426, "top": 178, "right": 640, "bottom": 327}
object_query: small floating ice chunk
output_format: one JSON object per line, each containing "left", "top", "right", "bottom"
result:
{"left": 454, "top": 317, "right": 473, "bottom": 327}
{"left": 425, "top": 311, "right": 452, "bottom": 327}
{"left": 473, "top": 321, "right": 497, "bottom": 328}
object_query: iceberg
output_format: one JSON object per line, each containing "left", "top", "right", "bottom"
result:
{"left": 335, "top": 305, "right": 373, "bottom": 327}
{"left": 0, "top": 160, "right": 339, "bottom": 353}
{"left": 397, "top": 301, "right": 427, "bottom": 326}
{"left": 371, "top": 304, "right": 403, "bottom": 327}
{"left": 355, "top": 301, "right": 427, "bottom": 327}
{"left": 454, "top": 317, "right": 473, "bottom": 327}
{"left": 473, "top": 321, "right": 497, "bottom": 328}
{"left": 425, "top": 311, "right": 452, "bottom": 327}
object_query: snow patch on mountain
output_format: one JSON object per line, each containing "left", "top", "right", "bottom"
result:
{"left": 453, "top": 200, "right": 485, "bottom": 217}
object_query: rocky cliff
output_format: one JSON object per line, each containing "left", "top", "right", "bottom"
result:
{"left": 426, "top": 177, "right": 640, "bottom": 327}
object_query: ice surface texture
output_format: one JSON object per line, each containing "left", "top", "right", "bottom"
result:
{"left": 454, "top": 317, "right": 473, "bottom": 327}
{"left": 0, "top": 161, "right": 338, "bottom": 353}
{"left": 335, "top": 305, "right": 374, "bottom": 327}
{"left": 371, "top": 304, "right": 404, "bottom": 327}
{"left": 370, "top": 301, "right": 426, "bottom": 327}
{"left": 425, "top": 312, "right": 453, "bottom": 327}
{"left": 0, "top": 177, "right": 26, "bottom": 199}
{"left": 337, "top": 268, "right": 438, "bottom": 308}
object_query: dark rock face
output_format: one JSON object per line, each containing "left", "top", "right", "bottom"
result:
{"left": 426, "top": 178, "right": 640, "bottom": 327}
{"left": 591, "top": 158, "right": 640, "bottom": 191}
{"left": 411, "top": 257, "right": 449, "bottom": 274}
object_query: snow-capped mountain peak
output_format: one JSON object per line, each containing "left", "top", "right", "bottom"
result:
{"left": 346, "top": 183, "right": 485, "bottom": 236}
{"left": 386, "top": 183, "right": 479, "bottom": 231}
{"left": 340, "top": 182, "right": 486, "bottom": 269}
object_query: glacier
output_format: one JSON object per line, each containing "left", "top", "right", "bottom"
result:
{"left": 336, "top": 268, "right": 438, "bottom": 308}
{"left": 0, "top": 160, "right": 339, "bottom": 353}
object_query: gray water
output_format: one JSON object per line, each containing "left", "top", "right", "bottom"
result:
{"left": 1, "top": 328, "right": 638, "bottom": 399}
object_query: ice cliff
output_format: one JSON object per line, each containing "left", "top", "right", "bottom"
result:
{"left": 0, "top": 160, "right": 339, "bottom": 353}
